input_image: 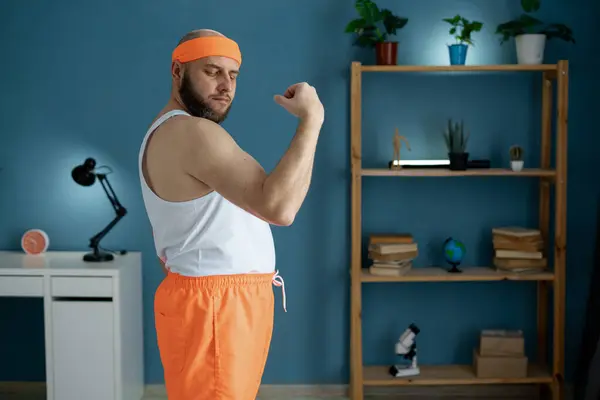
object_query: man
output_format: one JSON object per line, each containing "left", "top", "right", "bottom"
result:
{"left": 138, "top": 28, "right": 323, "bottom": 400}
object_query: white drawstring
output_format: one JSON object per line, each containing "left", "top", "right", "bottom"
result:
{"left": 272, "top": 270, "right": 287, "bottom": 312}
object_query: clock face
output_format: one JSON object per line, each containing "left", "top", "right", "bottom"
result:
{"left": 21, "top": 229, "right": 49, "bottom": 255}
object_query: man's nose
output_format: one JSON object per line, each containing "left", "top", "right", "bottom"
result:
{"left": 218, "top": 76, "right": 233, "bottom": 91}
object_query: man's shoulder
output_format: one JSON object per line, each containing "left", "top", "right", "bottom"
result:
{"left": 150, "top": 113, "right": 225, "bottom": 142}
{"left": 178, "top": 117, "right": 233, "bottom": 148}
{"left": 152, "top": 115, "right": 236, "bottom": 166}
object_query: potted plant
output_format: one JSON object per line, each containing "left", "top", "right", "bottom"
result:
{"left": 509, "top": 145, "right": 524, "bottom": 172}
{"left": 442, "top": 14, "right": 483, "bottom": 65}
{"left": 443, "top": 119, "right": 470, "bottom": 171}
{"left": 495, "top": 0, "right": 574, "bottom": 65}
{"left": 345, "top": 0, "right": 409, "bottom": 65}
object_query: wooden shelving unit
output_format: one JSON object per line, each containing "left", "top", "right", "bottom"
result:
{"left": 360, "top": 266, "right": 555, "bottom": 283}
{"left": 349, "top": 61, "right": 569, "bottom": 399}
{"left": 361, "top": 168, "right": 556, "bottom": 178}
{"left": 362, "top": 364, "right": 553, "bottom": 386}
{"left": 360, "top": 64, "right": 559, "bottom": 73}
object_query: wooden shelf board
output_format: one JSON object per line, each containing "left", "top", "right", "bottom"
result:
{"left": 361, "top": 267, "right": 554, "bottom": 282}
{"left": 361, "top": 168, "right": 556, "bottom": 178}
{"left": 363, "top": 364, "right": 553, "bottom": 386}
{"left": 359, "top": 64, "right": 558, "bottom": 73}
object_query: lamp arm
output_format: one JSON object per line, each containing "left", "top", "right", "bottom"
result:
{"left": 97, "top": 174, "right": 127, "bottom": 214}
{"left": 88, "top": 213, "right": 126, "bottom": 251}
{"left": 89, "top": 174, "right": 128, "bottom": 252}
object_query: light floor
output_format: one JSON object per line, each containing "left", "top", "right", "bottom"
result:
{"left": 149, "top": 396, "right": 532, "bottom": 400}
{"left": 0, "top": 383, "right": 536, "bottom": 400}
{"left": 145, "top": 396, "right": 529, "bottom": 400}
{"left": 1, "top": 388, "right": 535, "bottom": 400}
{"left": 4, "top": 394, "right": 529, "bottom": 400}
{"left": 2, "top": 393, "right": 535, "bottom": 399}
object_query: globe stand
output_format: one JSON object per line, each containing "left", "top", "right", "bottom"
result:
{"left": 443, "top": 237, "right": 465, "bottom": 274}
{"left": 447, "top": 263, "right": 463, "bottom": 273}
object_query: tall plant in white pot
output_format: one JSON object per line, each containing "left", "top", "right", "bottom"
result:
{"left": 495, "top": 0, "right": 574, "bottom": 64}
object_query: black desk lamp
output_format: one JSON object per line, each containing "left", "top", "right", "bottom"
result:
{"left": 71, "top": 158, "right": 127, "bottom": 262}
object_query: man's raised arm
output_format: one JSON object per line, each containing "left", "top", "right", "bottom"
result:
{"left": 181, "top": 82, "right": 324, "bottom": 226}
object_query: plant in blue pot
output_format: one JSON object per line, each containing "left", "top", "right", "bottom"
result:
{"left": 443, "top": 14, "right": 483, "bottom": 65}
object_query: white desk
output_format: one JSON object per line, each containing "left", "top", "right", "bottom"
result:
{"left": 0, "top": 251, "right": 144, "bottom": 400}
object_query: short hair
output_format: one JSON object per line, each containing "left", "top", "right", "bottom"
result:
{"left": 177, "top": 29, "right": 225, "bottom": 45}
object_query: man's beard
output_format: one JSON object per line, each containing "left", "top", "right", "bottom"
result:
{"left": 179, "top": 73, "right": 231, "bottom": 124}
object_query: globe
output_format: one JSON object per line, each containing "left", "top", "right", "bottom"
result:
{"left": 443, "top": 237, "right": 465, "bottom": 273}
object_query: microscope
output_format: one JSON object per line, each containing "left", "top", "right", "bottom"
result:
{"left": 389, "top": 323, "right": 420, "bottom": 377}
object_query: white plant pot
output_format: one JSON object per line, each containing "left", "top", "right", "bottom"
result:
{"left": 511, "top": 160, "right": 524, "bottom": 172}
{"left": 515, "top": 34, "right": 546, "bottom": 65}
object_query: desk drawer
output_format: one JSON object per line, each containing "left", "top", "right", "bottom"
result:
{"left": 0, "top": 276, "right": 44, "bottom": 297}
{"left": 51, "top": 277, "right": 113, "bottom": 298}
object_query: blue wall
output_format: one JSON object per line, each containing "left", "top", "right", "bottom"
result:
{"left": 1, "top": 0, "right": 598, "bottom": 385}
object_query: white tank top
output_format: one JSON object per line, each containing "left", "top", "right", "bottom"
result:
{"left": 138, "top": 109, "right": 276, "bottom": 277}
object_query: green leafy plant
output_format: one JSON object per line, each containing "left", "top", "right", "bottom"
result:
{"left": 509, "top": 145, "right": 524, "bottom": 161}
{"left": 344, "top": 0, "right": 408, "bottom": 48}
{"left": 443, "top": 14, "right": 483, "bottom": 46}
{"left": 495, "top": 0, "right": 575, "bottom": 44}
{"left": 443, "top": 119, "right": 470, "bottom": 154}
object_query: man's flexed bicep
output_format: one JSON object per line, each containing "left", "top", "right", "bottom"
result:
{"left": 180, "top": 119, "right": 289, "bottom": 226}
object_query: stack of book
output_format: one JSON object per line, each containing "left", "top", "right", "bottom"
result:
{"left": 492, "top": 226, "right": 546, "bottom": 273}
{"left": 473, "top": 329, "right": 527, "bottom": 378}
{"left": 367, "top": 233, "right": 417, "bottom": 276}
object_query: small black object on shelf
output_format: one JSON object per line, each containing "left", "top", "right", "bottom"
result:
{"left": 447, "top": 263, "right": 463, "bottom": 273}
{"left": 467, "top": 159, "right": 491, "bottom": 169}
{"left": 448, "top": 152, "right": 469, "bottom": 171}
{"left": 71, "top": 158, "right": 128, "bottom": 262}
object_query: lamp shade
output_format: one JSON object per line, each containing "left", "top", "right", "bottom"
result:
{"left": 71, "top": 158, "right": 97, "bottom": 186}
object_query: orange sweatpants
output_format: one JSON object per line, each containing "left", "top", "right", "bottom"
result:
{"left": 154, "top": 270, "right": 285, "bottom": 400}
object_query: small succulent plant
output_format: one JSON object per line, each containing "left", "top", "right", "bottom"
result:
{"left": 443, "top": 119, "right": 470, "bottom": 153}
{"left": 509, "top": 145, "right": 524, "bottom": 161}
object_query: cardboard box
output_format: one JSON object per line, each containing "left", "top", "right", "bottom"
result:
{"left": 473, "top": 348, "right": 527, "bottom": 378}
{"left": 480, "top": 329, "right": 524, "bottom": 356}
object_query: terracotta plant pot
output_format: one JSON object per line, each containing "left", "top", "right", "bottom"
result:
{"left": 376, "top": 42, "right": 398, "bottom": 65}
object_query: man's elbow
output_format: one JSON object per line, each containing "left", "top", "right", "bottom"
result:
{"left": 247, "top": 203, "right": 295, "bottom": 226}
{"left": 264, "top": 205, "right": 296, "bottom": 226}
{"left": 271, "top": 212, "right": 295, "bottom": 226}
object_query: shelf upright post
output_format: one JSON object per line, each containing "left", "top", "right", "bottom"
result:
{"left": 537, "top": 66, "right": 554, "bottom": 400}
{"left": 551, "top": 59, "right": 569, "bottom": 400}
{"left": 350, "top": 61, "right": 364, "bottom": 400}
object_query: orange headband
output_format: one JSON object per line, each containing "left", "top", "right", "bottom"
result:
{"left": 172, "top": 36, "right": 242, "bottom": 66}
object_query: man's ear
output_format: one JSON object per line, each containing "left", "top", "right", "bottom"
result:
{"left": 171, "top": 61, "right": 184, "bottom": 81}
